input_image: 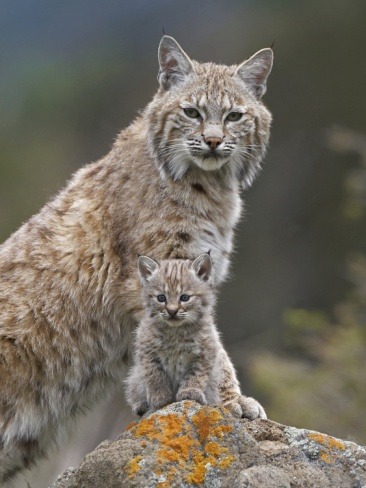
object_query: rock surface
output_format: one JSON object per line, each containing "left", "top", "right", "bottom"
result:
{"left": 51, "top": 401, "right": 366, "bottom": 487}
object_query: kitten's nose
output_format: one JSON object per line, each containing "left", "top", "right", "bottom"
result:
{"left": 167, "top": 307, "right": 178, "bottom": 318}
{"left": 204, "top": 136, "right": 223, "bottom": 150}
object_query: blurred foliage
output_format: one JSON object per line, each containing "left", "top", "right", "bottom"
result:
{"left": 327, "top": 127, "right": 366, "bottom": 220}
{"left": 250, "top": 128, "right": 366, "bottom": 443}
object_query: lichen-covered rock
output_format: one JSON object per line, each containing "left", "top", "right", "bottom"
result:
{"left": 50, "top": 401, "right": 366, "bottom": 488}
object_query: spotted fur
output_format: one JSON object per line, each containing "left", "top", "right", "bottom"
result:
{"left": 0, "top": 36, "right": 272, "bottom": 482}
{"left": 126, "top": 255, "right": 266, "bottom": 419}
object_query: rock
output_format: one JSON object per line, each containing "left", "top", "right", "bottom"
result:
{"left": 50, "top": 401, "right": 366, "bottom": 488}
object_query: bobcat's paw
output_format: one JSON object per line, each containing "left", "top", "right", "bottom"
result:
{"left": 225, "top": 395, "right": 267, "bottom": 420}
{"left": 176, "top": 387, "right": 207, "bottom": 405}
{"left": 148, "top": 393, "right": 174, "bottom": 413}
{"left": 132, "top": 401, "right": 149, "bottom": 417}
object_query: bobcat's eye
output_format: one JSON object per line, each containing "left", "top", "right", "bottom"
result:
{"left": 180, "top": 294, "right": 190, "bottom": 302}
{"left": 226, "top": 112, "right": 242, "bottom": 122}
{"left": 157, "top": 294, "right": 167, "bottom": 303}
{"left": 183, "top": 108, "right": 200, "bottom": 119}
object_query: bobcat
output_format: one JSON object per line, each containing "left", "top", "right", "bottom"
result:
{"left": 0, "top": 36, "right": 272, "bottom": 482}
{"left": 126, "top": 253, "right": 266, "bottom": 419}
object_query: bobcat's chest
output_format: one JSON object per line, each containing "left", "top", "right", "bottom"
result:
{"left": 151, "top": 181, "right": 243, "bottom": 286}
{"left": 159, "top": 339, "right": 201, "bottom": 391}
{"left": 184, "top": 186, "right": 242, "bottom": 284}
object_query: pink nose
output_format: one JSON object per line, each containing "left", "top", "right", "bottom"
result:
{"left": 167, "top": 308, "right": 178, "bottom": 318}
{"left": 204, "top": 136, "right": 223, "bottom": 150}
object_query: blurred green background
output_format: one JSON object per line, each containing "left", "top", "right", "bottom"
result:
{"left": 1, "top": 1, "right": 366, "bottom": 486}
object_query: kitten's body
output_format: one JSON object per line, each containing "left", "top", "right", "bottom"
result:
{"left": 127, "top": 312, "right": 224, "bottom": 414}
{"left": 0, "top": 37, "right": 272, "bottom": 482}
{"left": 126, "top": 255, "right": 265, "bottom": 418}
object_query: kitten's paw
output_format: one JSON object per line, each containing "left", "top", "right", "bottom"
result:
{"left": 176, "top": 387, "right": 207, "bottom": 405}
{"left": 148, "top": 394, "right": 174, "bottom": 412}
{"left": 132, "top": 401, "right": 149, "bottom": 417}
{"left": 225, "top": 395, "right": 267, "bottom": 420}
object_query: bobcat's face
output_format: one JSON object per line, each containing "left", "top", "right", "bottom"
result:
{"left": 138, "top": 254, "right": 214, "bottom": 327}
{"left": 165, "top": 79, "right": 264, "bottom": 176}
{"left": 147, "top": 36, "right": 273, "bottom": 188}
{"left": 147, "top": 285, "right": 203, "bottom": 327}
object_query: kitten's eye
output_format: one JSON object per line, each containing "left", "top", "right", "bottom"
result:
{"left": 226, "top": 112, "right": 242, "bottom": 122}
{"left": 183, "top": 108, "right": 200, "bottom": 119}
{"left": 180, "top": 294, "right": 190, "bottom": 302}
{"left": 157, "top": 294, "right": 167, "bottom": 303}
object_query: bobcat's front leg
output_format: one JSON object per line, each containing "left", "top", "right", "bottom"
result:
{"left": 176, "top": 347, "right": 216, "bottom": 405}
{"left": 176, "top": 386, "right": 207, "bottom": 405}
{"left": 219, "top": 349, "right": 266, "bottom": 420}
{"left": 144, "top": 358, "right": 174, "bottom": 413}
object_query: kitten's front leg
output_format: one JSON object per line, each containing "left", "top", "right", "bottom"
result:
{"left": 145, "top": 359, "right": 174, "bottom": 413}
{"left": 125, "top": 365, "right": 150, "bottom": 416}
{"left": 176, "top": 386, "right": 207, "bottom": 405}
{"left": 219, "top": 349, "right": 267, "bottom": 420}
{"left": 176, "top": 348, "right": 216, "bottom": 405}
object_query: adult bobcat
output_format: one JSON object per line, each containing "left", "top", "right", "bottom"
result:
{"left": 0, "top": 36, "right": 272, "bottom": 482}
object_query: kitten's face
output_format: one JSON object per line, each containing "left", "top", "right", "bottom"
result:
{"left": 138, "top": 255, "right": 213, "bottom": 327}
{"left": 147, "top": 36, "right": 273, "bottom": 187}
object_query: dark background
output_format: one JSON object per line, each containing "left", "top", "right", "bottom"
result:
{"left": 1, "top": 1, "right": 365, "bottom": 486}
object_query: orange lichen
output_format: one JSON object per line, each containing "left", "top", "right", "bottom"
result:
{"left": 204, "top": 441, "right": 224, "bottom": 456}
{"left": 186, "top": 458, "right": 207, "bottom": 484}
{"left": 125, "top": 421, "right": 137, "bottom": 431}
{"left": 186, "top": 447, "right": 234, "bottom": 484}
{"left": 157, "top": 447, "right": 181, "bottom": 463}
{"left": 219, "top": 455, "right": 235, "bottom": 469}
{"left": 134, "top": 413, "right": 187, "bottom": 442}
{"left": 127, "top": 455, "right": 143, "bottom": 478}
{"left": 308, "top": 433, "right": 346, "bottom": 451}
{"left": 133, "top": 416, "right": 161, "bottom": 440}
{"left": 192, "top": 409, "right": 223, "bottom": 442}
{"left": 211, "top": 424, "right": 234, "bottom": 438}
{"left": 308, "top": 433, "right": 326, "bottom": 446}
{"left": 128, "top": 405, "right": 235, "bottom": 485}
{"left": 320, "top": 451, "right": 334, "bottom": 463}
{"left": 165, "top": 434, "right": 200, "bottom": 461}
{"left": 308, "top": 432, "right": 346, "bottom": 465}
{"left": 185, "top": 411, "right": 235, "bottom": 484}
{"left": 160, "top": 413, "right": 188, "bottom": 437}
{"left": 327, "top": 437, "right": 346, "bottom": 450}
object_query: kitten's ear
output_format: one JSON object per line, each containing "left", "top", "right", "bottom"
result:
{"left": 158, "top": 36, "right": 195, "bottom": 90}
{"left": 138, "top": 256, "right": 159, "bottom": 281}
{"left": 234, "top": 48, "right": 273, "bottom": 99}
{"left": 192, "top": 253, "right": 212, "bottom": 282}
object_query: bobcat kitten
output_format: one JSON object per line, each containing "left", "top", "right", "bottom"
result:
{"left": 126, "top": 254, "right": 266, "bottom": 419}
{"left": 0, "top": 36, "right": 272, "bottom": 482}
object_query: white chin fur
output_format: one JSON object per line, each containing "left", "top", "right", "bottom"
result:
{"left": 192, "top": 156, "right": 227, "bottom": 171}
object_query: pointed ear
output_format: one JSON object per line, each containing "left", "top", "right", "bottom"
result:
{"left": 234, "top": 48, "right": 273, "bottom": 99}
{"left": 192, "top": 253, "right": 212, "bottom": 282}
{"left": 158, "top": 36, "right": 195, "bottom": 90}
{"left": 138, "top": 256, "right": 159, "bottom": 281}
